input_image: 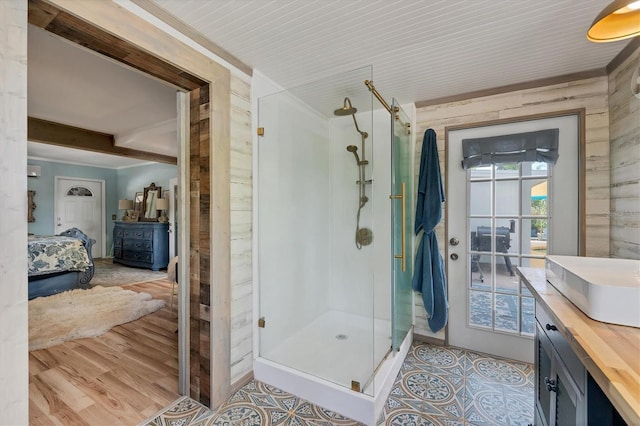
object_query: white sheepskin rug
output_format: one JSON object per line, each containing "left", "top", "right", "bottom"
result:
{"left": 29, "top": 285, "right": 165, "bottom": 351}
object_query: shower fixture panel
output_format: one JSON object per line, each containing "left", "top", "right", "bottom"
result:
{"left": 335, "top": 97, "right": 372, "bottom": 249}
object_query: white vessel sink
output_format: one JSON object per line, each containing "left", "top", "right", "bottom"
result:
{"left": 545, "top": 255, "right": 640, "bottom": 328}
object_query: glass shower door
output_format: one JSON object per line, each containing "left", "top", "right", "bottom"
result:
{"left": 391, "top": 99, "right": 413, "bottom": 351}
{"left": 256, "top": 66, "right": 377, "bottom": 393}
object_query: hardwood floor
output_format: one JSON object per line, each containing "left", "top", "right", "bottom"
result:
{"left": 29, "top": 279, "right": 180, "bottom": 425}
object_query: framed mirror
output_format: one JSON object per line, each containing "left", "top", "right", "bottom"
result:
{"left": 28, "top": 190, "right": 36, "bottom": 223}
{"left": 141, "top": 182, "right": 162, "bottom": 222}
{"left": 134, "top": 191, "right": 144, "bottom": 214}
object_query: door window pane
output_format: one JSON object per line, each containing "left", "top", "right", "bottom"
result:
{"left": 495, "top": 163, "right": 519, "bottom": 179}
{"left": 470, "top": 218, "right": 492, "bottom": 252}
{"left": 470, "top": 181, "right": 491, "bottom": 215}
{"left": 66, "top": 186, "right": 93, "bottom": 196}
{"left": 521, "top": 296, "right": 535, "bottom": 335}
{"left": 521, "top": 219, "right": 547, "bottom": 257}
{"left": 469, "top": 255, "right": 492, "bottom": 290}
{"left": 469, "top": 290, "right": 492, "bottom": 328}
{"left": 495, "top": 293, "right": 519, "bottom": 332}
{"left": 495, "top": 180, "right": 519, "bottom": 216}
{"left": 523, "top": 179, "right": 547, "bottom": 216}
{"left": 470, "top": 165, "right": 491, "bottom": 180}
{"left": 495, "top": 218, "right": 517, "bottom": 255}
{"left": 495, "top": 256, "right": 519, "bottom": 294}
{"left": 521, "top": 161, "right": 548, "bottom": 178}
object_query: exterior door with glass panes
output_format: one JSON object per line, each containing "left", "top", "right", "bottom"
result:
{"left": 446, "top": 114, "right": 580, "bottom": 363}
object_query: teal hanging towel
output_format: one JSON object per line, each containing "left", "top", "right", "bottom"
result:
{"left": 412, "top": 128, "right": 448, "bottom": 333}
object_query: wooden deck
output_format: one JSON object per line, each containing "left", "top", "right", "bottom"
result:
{"left": 29, "top": 279, "right": 179, "bottom": 425}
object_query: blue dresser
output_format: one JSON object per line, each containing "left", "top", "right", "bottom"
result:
{"left": 113, "top": 222, "right": 169, "bottom": 270}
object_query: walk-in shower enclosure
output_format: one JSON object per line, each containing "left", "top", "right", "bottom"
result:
{"left": 255, "top": 66, "right": 414, "bottom": 425}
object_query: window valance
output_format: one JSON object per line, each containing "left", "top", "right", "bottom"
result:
{"left": 461, "top": 128, "right": 559, "bottom": 169}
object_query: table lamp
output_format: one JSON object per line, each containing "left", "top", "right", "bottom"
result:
{"left": 156, "top": 198, "right": 169, "bottom": 223}
{"left": 118, "top": 199, "right": 134, "bottom": 221}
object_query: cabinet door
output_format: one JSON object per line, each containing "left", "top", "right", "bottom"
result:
{"left": 554, "top": 359, "right": 584, "bottom": 426}
{"left": 536, "top": 323, "right": 554, "bottom": 426}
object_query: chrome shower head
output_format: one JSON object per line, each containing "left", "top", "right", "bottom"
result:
{"left": 334, "top": 97, "right": 357, "bottom": 116}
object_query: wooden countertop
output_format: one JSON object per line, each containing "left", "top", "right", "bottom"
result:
{"left": 517, "top": 267, "right": 640, "bottom": 425}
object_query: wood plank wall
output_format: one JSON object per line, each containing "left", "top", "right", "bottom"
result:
{"left": 189, "top": 85, "right": 212, "bottom": 405}
{"left": 608, "top": 44, "right": 640, "bottom": 260}
{"left": 229, "top": 76, "right": 253, "bottom": 384}
{"left": 414, "top": 76, "right": 611, "bottom": 340}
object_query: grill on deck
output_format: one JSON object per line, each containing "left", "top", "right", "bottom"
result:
{"left": 471, "top": 223, "right": 515, "bottom": 282}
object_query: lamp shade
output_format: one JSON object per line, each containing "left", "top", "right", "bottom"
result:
{"left": 118, "top": 199, "right": 133, "bottom": 210}
{"left": 156, "top": 198, "right": 169, "bottom": 210}
{"left": 587, "top": 0, "right": 640, "bottom": 42}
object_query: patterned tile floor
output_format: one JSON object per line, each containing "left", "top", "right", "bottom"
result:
{"left": 142, "top": 342, "right": 533, "bottom": 426}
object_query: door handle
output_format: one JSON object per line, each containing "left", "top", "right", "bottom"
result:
{"left": 450, "top": 253, "right": 459, "bottom": 260}
{"left": 544, "top": 377, "right": 558, "bottom": 392}
{"left": 389, "top": 182, "right": 406, "bottom": 272}
{"left": 449, "top": 237, "right": 459, "bottom": 246}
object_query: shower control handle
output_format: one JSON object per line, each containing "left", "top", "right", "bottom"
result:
{"left": 450, "top": 253, "right": 458, "bottom": 260}
{"left": 449, "top": 237, "right": 459, "bottom": 246}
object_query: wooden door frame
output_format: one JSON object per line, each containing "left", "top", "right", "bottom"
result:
{"left": 28, "top": 0, "right": 231, "bottom": 408}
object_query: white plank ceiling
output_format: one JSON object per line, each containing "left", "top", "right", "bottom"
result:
{"left": 154, "top": 0, "right": 627, "bottom": 104}
{"left": 28, "top": 1, "right": 633, "bottom": 167}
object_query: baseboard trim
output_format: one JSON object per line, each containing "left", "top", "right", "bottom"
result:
{"left": 230, "top": 370, "right": 254, "bottom": 395}
{"left": 413, "top": 333, "right": 445, "bottom": 346}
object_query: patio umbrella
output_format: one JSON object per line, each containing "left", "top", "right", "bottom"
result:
{"left": 412, "top": 128, "right": 448, "bottom": 333}
{"left": 531, "top": 181, "right": 547, "bottom": 200}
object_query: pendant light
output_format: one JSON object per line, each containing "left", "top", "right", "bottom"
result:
{"left": 587, "top": 0, "right": 640, "bottom": 42}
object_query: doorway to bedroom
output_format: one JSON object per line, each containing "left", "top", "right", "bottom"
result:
{"left": 26, "top": 1, "right": 229, "bottom": 423}
{"left": 27, "top": 43, "right": 183, "bottom": 426}
{"left": 25, "top": 1, "right": 218, "bottom": 423}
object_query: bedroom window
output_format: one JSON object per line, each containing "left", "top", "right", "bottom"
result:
{"left": 66, "top": 186, "right": 94, "bottom": 197}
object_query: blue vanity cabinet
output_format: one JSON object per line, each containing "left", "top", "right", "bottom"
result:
{"left": 113, "top": 221, "right": 169, "bottom": 271}
{"left": 534, "top": 301, "right": 626, "bottom": 426}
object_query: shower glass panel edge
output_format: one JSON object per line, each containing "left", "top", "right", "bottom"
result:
{"left": 256, "top": 66, "right": 379, "bottom": 395}
{"left": 391, "top": 99, "right": 414, "bottom": 351}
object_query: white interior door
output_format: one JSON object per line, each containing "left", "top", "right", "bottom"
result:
{"left": 446, "top": 114, "right": 579, "bottom": 363}
{"left": 55, "top": 177, "right": 104, "bottom": 258}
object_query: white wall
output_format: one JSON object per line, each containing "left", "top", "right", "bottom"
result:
{"left": 329, "top": 109, "right": 392, "bottom": 323}
{"left": 329, "top": 112, "right": 375, "bottom": 318}
{"left": 255, "top": 87, "right": 333, "bottom": 356}
{"left": 0, "top": 1, "right": 29, "bottom": 422}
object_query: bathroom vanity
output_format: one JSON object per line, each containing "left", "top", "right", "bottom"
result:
{"left": 518, "top": 267, "right": 639, "bottom": 426}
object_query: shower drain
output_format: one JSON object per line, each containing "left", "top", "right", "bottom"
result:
{"left": 335, "top": 334, "right": 348, "bottom": 340}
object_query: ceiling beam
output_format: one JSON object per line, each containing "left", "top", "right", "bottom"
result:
{"left": 28, "top": 117, "right": 177, "bottom": 164}
{"left": 28, "top": 0, "right": 206, "bottom": 91}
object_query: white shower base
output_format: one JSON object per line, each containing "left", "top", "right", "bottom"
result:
{"left": 255, "top": 310, "right": 412, "bottom": 425}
